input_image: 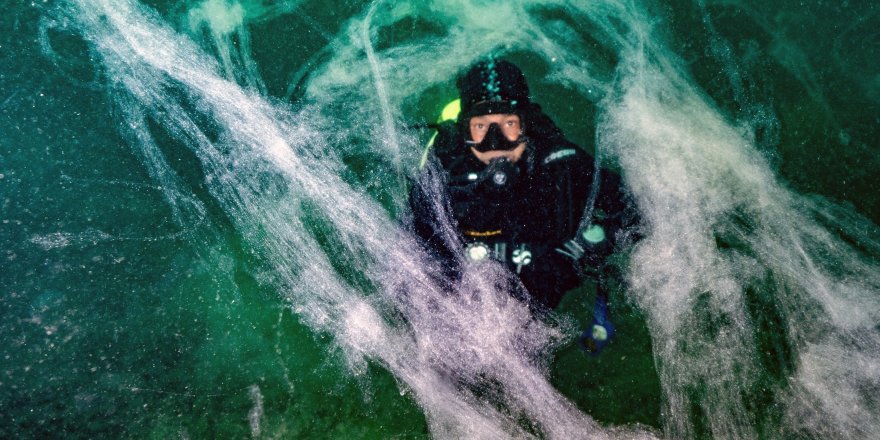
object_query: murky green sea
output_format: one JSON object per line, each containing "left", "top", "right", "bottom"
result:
{"left": 2, "top": 1, "right": 879, "bottom": 439}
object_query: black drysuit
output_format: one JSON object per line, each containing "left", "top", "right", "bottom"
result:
{"left": 409, "top": 108, "right": 630, "bottom": 309}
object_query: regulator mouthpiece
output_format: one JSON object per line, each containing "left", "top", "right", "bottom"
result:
{"left": 483, "top": 157, "right": 519, "bottom": 190}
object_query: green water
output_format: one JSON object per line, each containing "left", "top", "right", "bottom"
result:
{"left": 2, "top": 1, "right": 879, "bottom": 439}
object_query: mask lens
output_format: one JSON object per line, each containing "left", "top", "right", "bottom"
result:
{"left": 471, "top": 123, "right": 522, "bottom": 152}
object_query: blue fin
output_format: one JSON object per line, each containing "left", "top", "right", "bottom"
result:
{"left": 579, "top": 296, "right": 615, "bottom": 355}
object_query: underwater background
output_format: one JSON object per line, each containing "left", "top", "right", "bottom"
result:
{"left": 2, "top": 0, "right": 879, "bottom": 438}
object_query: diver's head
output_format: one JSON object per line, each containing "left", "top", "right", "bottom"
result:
{"left": 457, "top": 58, "right": 531, "bottom": 164}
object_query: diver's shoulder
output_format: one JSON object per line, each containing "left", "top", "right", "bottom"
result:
{"left": 536, "top": 140, "right": 590, "bottom": 167}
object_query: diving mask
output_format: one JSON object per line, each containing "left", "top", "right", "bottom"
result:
{"left": 467, "top": 123, "right": 525, "bottom": 153}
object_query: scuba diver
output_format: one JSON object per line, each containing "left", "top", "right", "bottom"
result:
{"left": 409, "top": 58, "right": 637, "bottom": 353}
